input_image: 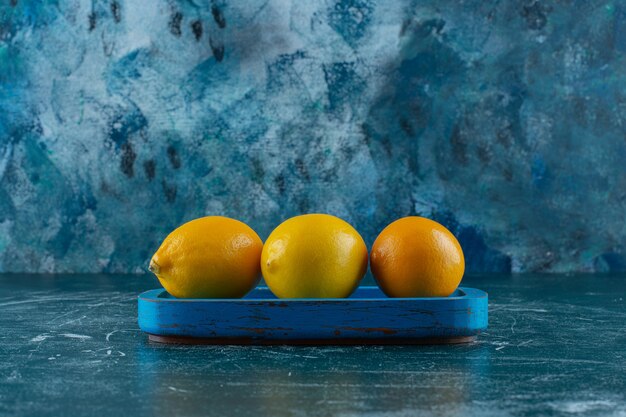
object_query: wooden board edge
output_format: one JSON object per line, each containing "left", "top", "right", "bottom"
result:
{"left": 147, "top": 334, "right": 478, "bottom": 346}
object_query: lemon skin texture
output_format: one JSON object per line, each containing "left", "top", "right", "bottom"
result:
{"left": 149, "top": 216, "right": 263, "bottom": 298}
{"left": 261, "top": 214, "right": 368, "bottom": 299}
{"left": 370, "top": 216, "right": 465, "bottom": 298}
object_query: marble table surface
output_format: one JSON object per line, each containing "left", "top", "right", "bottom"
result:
{"left": 1, "top": 274, "right": 625, "bottom": 416}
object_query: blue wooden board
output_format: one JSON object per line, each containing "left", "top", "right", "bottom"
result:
{"left": 138, "top": 286, "right": 487, "bottom": 345}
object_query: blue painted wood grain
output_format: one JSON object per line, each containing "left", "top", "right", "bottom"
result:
{"left": 138, "top": 286, "right": 488, "bottom": 343}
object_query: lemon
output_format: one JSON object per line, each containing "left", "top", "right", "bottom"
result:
{"left": 149, "top": 216, "right": 263, "bottom": 298}
{"left": 370, "top": 216, "right": 465, "bottom": 298}
{"left": 261, "top": 214, "right": 368, "bottom": 298}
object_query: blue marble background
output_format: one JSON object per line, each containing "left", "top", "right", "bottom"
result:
{"left": 1, "top": 0, "right": 625, "bottom": 273}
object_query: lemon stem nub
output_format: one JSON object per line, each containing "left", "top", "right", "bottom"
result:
{"left": 149, "top": 259, "right": 161, "bottom": 274}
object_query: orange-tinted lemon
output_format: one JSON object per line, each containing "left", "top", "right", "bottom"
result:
{"left": 370, "top": 216, "right": 465, "bottom": 297}
{"left": 149, "top": 216, "right": 263, "bottom": 298}
{"left": 261, "top": 214, "right": 368, "bottom": 298}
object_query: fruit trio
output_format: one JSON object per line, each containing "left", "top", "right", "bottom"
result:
{"left": 149, "top": 214, "right": 465, "bottom": 299}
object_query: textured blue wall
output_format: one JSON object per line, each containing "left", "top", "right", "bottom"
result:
{"left": 1, "top": 1, "right": 625, "bottom": 273}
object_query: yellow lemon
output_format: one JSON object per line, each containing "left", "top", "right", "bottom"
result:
{"left": 261, "top": 214, "right": 368, "bottom": 298}
{"left": 149, "top": 216, "right": 263, "bottom": 298}
{"left": 370, "top": 217, "right": 465, "bottom": 298}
